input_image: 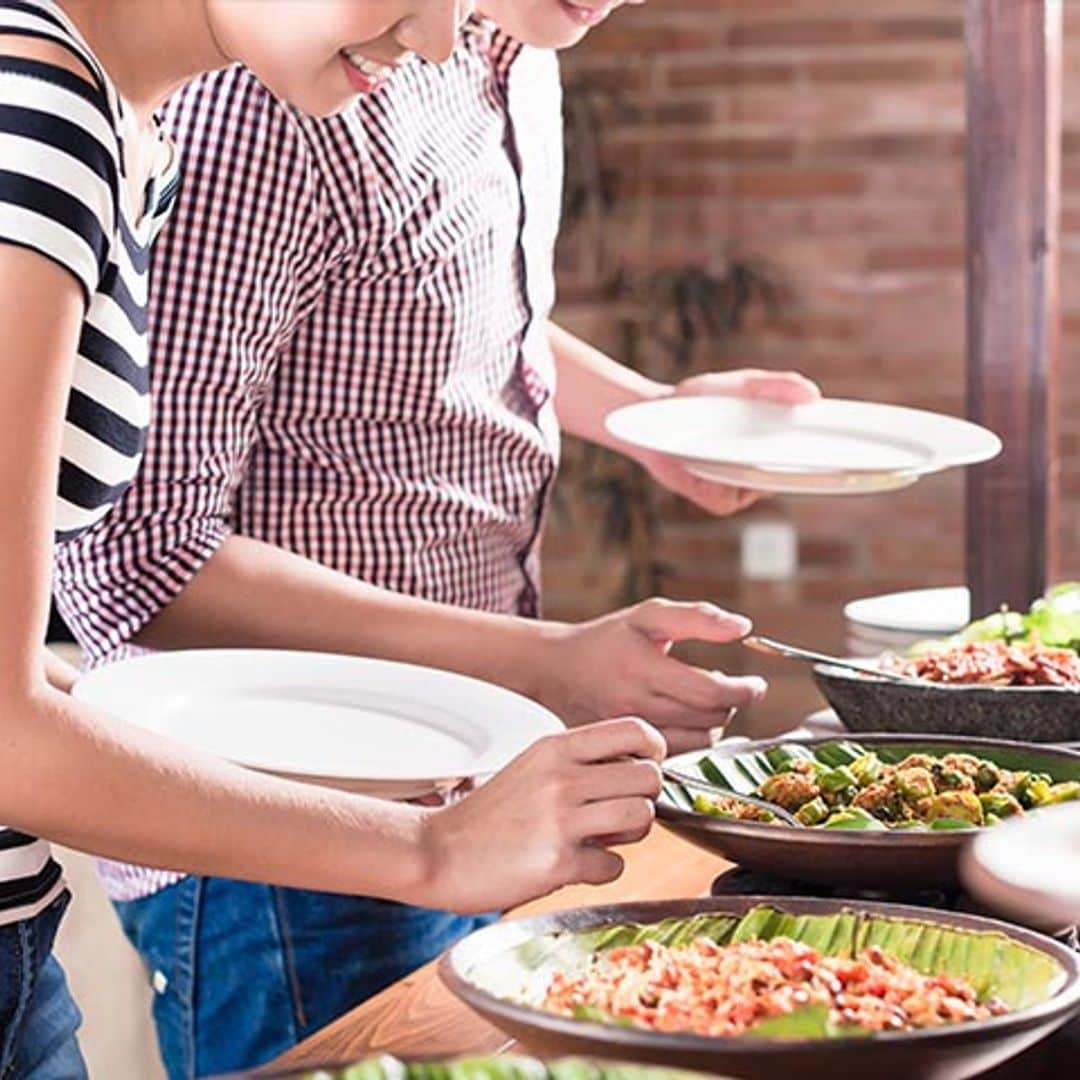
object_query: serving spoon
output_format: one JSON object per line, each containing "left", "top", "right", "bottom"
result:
{"left": 661, "top": 770, "right": 804, "bottom": 827}
{"left": 742, "top": 634, "right": 919, "bottom": 684}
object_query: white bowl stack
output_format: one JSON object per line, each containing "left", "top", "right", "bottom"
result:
{"left": 843, "top": 586, "right": 970, "bottom": 657}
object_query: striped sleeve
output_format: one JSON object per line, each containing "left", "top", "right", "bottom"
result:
{"left": 0, "top": 57, "right": 118, "bottom": 305}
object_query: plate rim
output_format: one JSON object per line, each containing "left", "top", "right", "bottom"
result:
{"left": 814, "top": 659, "right": 1080, "bottom": 696}
{"left": 843, "top": 586, "right": 971, "bottom": 636}
{"left": 605, "top": 396, "right": 1002, "bottom": 477}
{"left": 73, "top": 648, "right": 564, "bottom": 784}
{"left": 441, "top": 894, "right": 1080, "bottom": 1057}
{"left": 659, "top": 732, "right": 1080, "bottom": 846}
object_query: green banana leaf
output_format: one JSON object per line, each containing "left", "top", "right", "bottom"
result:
{"left": 290, "top": 1057, "right": 710, "bottom": 1080}
{"left": 466, "top": 904, "right": 1065, "bottom": 1040}
{"left": 661, "top": 739, "right": 1080, "bottom": 826}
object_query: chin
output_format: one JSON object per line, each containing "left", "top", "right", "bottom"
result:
{"left": 259, "top": 75, "right": 355, "bottom": 118}
{"left": 521, "top": 21, "right": 591, "bottom": 49}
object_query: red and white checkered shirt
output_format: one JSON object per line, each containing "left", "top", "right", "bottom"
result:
{"left": 52, "top": 25, "right": 564, "bottom": 900}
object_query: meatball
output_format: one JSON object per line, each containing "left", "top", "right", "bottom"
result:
{"left": 895, "top": 767, "right": 935, "bottom": 802}
{"left": 758, "top": 771, "right": 820, "bottom": 812}
{"left": 852, "top": 782, "right": 900, "bottom": 821}
{"left": 918, "top": 790, "right": 984, "bottom": 826}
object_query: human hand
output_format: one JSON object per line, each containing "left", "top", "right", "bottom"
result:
{"left": 633, "top": 368, "right": 822, "bottom": 515}
{"left": 421, "top": 718, "right": 665, "bottom": 913}
{"left": 536, "top": 598, "right": 766, "bottom": 753}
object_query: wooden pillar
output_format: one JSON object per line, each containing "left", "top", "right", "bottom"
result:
{"left": 965, "top": 0, "right": 1062, "bottom": 616}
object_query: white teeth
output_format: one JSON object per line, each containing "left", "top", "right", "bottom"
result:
{"left": 343, "top": 49, "right": 393, "bottom": 81}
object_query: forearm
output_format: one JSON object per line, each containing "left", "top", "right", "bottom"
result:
{"left": 4, "top": 682, "right": 432, "bottom": 900}
{"left": 549, "top": 322, "right": 669, "bottom": 450}
{"left": 137, "top": 534, "right": 553, "bottom": 704}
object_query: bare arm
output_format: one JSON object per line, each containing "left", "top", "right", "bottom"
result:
{"left": 137, "top": 534, "right": 546, "bottom": 701}
{"left": 549, "top": 321, "right": 670, "bottom": 450}
{"left": 0, "top": 247, "right": 663, "bottom": 912}
{"left": 549, "top": 321, "right": 822, "bottom": 515}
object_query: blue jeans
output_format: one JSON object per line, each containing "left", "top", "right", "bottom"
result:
{"left": 0, "top": 893, "right": 87, "bottom": 1080}
{"left": 114, "top": 877, "right": 497, "bottom": 1079}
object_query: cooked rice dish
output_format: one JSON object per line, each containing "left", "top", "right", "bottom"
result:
{"left": 542, "top": 936, "right": 1009, "bottom": 1037}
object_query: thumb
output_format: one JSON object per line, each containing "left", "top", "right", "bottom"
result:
{"left": 629, "top": 599, "right": 752, "bottom": 644}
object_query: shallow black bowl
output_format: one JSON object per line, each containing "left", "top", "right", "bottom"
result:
{"left": 813, "top": 662, "right": 1080, "bottom": 743}
{"left": 440, "top": 896, "right": 1080, "bottom": 1080}
{"left": 656, "top": 734, "right": 1080, "bottom": 890}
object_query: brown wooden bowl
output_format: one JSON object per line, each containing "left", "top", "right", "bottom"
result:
{"left": 657, "top": 734, "right": 1080, "bottom": 890}
{"left": 440, "top": 897, "right": 1080, "bottom": 1080}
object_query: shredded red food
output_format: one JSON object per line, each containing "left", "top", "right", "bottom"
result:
{"left": 542, "top": 937, "right": 1009, "bottom": 1037}
{"left": 893, "top": 640, "right": 1080, "bottom": 687}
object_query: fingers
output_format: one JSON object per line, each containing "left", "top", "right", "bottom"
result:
{"left": 571, "top": 796, "right": 655, "bottom": 844}
{"left": 658, "top": 726, "right": 717, "bottom": 755}
{"left": 676, "top": 369, "right": 822, "bottom": 406}
{"left": 649, "top": 657, "right": 768, "bottom": 713}
{"left": 574, "top": 847, "right": 625, "bottom": 886}
{"left": 571, "top": 758, "right": 662, "bottom": 804}
{"left": 561, "top": 717, "right": 667, "bottom": 765}
{"left": 733, "top": 370, "right": 822, "bottom": 405}
{"left": 676, "top": 472, "right": 763, "bottom": 517}
{"left": 629, "top": 598, "right": 751, "bottom": 644}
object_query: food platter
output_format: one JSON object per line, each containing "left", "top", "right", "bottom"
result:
{"left": 441, "top": 897, "right": 1080, "bottom": 1080}
{"left": 73, "top": 649, "right": 563, "bottom": 800}
{"left": 814, "top": 586, "right": 1080, "bottom": 742}
{"left": 813, "top": 658, "right": 1080, "bottom": 743}
{"left": 657, "top": 735, "right": 1080, "bottom": 889}
{"left": 604, "top": 397, "right": 1001, "bottom": 496}
{"left": 220, "top": 1055, "right": 718, "bottom": 1080}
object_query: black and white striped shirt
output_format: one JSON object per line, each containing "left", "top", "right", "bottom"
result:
{"left": 0, "top": 0, "right": 177, "bottom": 923}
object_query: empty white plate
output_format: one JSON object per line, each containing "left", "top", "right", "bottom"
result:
{"left": 963, "top": 805, "right": 1080, "bottom": 929}
{"left": 605, "top": 397, "right": 1001, "bottom": 495}
{"left": 74, "top": 650, "right": 564, "bottom": 800}
{"left": 844, "top": 586, "right": 971, "bottom": 637}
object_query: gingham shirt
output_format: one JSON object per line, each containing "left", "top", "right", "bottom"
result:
{"left": 52, "top": 26, "right": 563, "bottom": 901}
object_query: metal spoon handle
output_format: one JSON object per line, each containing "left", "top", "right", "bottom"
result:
{"left": 661, "top": 769, "right": 803, "bottom": 827}
{"left": 742, "top": 634, "right": 912, "bottom": 683}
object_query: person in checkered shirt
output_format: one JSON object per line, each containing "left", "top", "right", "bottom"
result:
{"left": 54, "top": 1, "right": 820, "bottom": 1075}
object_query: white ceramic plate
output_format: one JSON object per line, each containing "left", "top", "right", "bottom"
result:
{"left": 605, "top": 397, "right": 1001, "bottom": 496}
{"left": 74, "top": 650, "right": 564, "bottom": 800}
{"left": 844, "top": 586, "right": 971, "bottom": 636}
{"left": 963, "top": 805, "right": 1080, "bottom": 930}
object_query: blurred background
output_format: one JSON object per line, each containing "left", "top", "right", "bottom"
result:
{"left": 55, "top": 0, "right": 1080, "bottom": 1074}
{"left": 543, "top": 0, "right": 1080, "bottom": 733}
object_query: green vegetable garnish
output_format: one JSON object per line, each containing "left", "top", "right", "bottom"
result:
{"left": 1039, "top": 781, "right": 1080, "bottom": 806}
{"left": 850, "top": 752, "right": 882, "bottom": 786}
{"left": 796, "top": 797, "right": 829, "bottom": 826}
{"left": 819, "top": 766, "right": 858, "bottom": 795}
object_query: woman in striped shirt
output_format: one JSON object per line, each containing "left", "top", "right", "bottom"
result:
{"left": 0, "top": 2, "right": 671, "bottom": 1074}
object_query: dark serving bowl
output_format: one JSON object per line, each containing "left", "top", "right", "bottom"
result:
{"left": 813, "top": 661, "right": 1080, "bottom": 743}
{"left": 657, "top": 734, "right": 1080, "bottom": 890}
{"left": 440, "top": 896, "right": 1080, "bottom": 1080}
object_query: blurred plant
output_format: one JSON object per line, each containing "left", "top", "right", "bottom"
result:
{"left": 555, "top": 76, "right": 790, "bottom": 603}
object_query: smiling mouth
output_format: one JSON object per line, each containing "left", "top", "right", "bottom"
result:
{"left": 340, "top": 48, "right": 400, "bottom": 83}
{"left": 559, "top": 0, "right": 614, "bottom": 26}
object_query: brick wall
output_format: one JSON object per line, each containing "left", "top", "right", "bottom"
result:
{"left": 543, "top": 0, "right": 1080, "bottom": 733}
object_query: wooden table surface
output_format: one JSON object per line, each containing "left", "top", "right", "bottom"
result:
{"left": 269, "top": 829, "right": 727, "bottom": 1070}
